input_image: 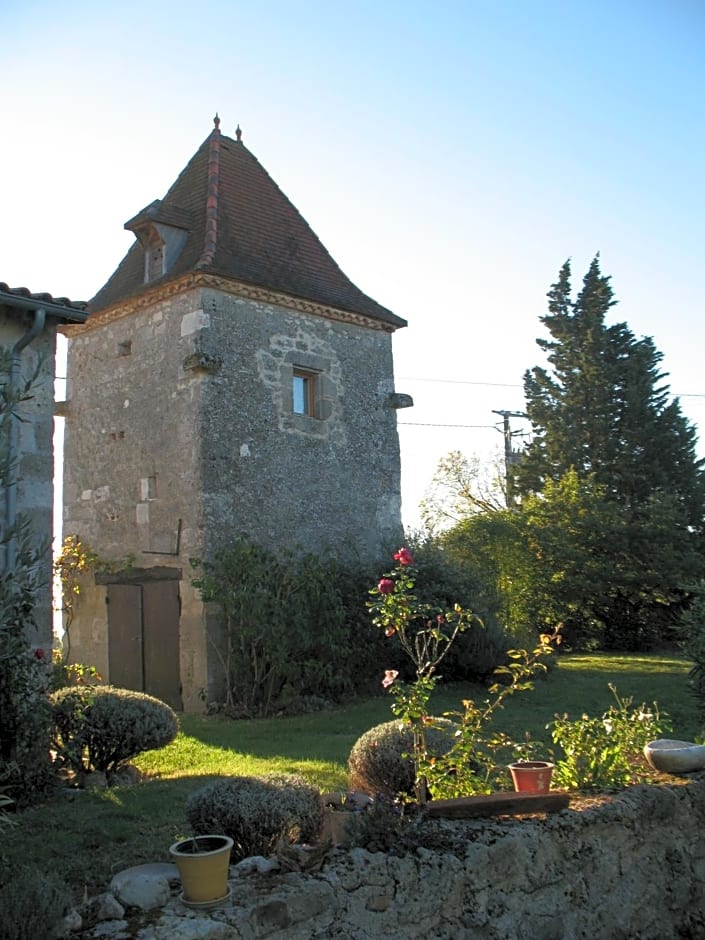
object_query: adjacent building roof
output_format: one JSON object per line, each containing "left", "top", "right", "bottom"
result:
{"left": 90, "top": 118, "right": 405, "bottom": 329}
{"left": 0, "top": 283, "right": 87, "bottom": 322}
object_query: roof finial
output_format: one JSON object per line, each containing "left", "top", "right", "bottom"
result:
{"left": 213, "top": 113, "right": 221, "bottom": 130}
{"left": 236, "top": 124, "right": 242, "bottom": 142}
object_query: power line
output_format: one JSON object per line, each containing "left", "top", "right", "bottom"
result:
{"left": 398, "top": 422, "right": 497, "bottom": 429}
{"left": 397, "top": 375, "right": 705, "bottom": 398}
{"left": 398, "top": 376, "right": 522, "bottom": 388}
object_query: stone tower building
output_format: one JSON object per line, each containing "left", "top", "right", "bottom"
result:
{"left": 62, "top": 118, "right": 409, "bottom": 710}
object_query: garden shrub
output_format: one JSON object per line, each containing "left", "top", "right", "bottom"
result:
{"left": 402, "top": 536, "right": 510, "bottom": 681}
{"left": 0, "top": 866, "right": 71, "bottom": 940}
{"left": 681, "top": 580, "right": 705, "bottom": 718}
{"left": 185, "top": 773, "right": 323, "bottom": 861}
{"left": 549, "top": 684, "right": 670, "bottom": 790}
{"left": 0, "top": 348, "right": 54, "bottom": 805}
{"left": 348, "top": 718, "right": 457, "bottom": 798}
{"left": 193, "top": 536, "right": 392, "bottom": 716}
{"left": 50, "top": 685, "right": 179, "bottom": 776}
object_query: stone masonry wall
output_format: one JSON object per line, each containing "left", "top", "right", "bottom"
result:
{"left": 63, "top": 288, "right": 208, "bottom": 708}
{"left": 63, "top": 284, "right": 405, "bottom": 708}
{"left": 198, "top": 288, "right": 404, "bottom": 561}
{"left": 104, "top": 780, "right": 705, "bottom": 940}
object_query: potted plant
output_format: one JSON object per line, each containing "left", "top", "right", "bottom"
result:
{"left": 320, "top": 791, "right": 371, "bottom": 846}
{"left": 169, "top": 834, "right": 234, "bottom": 909}
{"left": 508, "top": 734, "right": 554, "bottom": 793}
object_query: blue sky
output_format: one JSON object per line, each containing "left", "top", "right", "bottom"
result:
{"left": 2, "top": 0, "right": 704, "bottom": 528}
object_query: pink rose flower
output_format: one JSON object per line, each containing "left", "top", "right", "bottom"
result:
{"left": 382, "top": 669, "right": 399, "bottom": 688}
{"left": 394, "top": 547, "right": 414, "bottom": 566}
{"left": 378, "top": 578, "right": 394, "bottom": 595}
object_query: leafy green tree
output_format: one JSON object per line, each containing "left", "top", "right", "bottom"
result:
{"left": 444, "top": 468, "right": 703, "bottom": 650}
{"left": 420, "top": 450, "right": 505, "bottom": 534}
{"left": 444, "top": 471, "right": 609, "bottom": 646}
{"left": 515, "top": 256, "right": 705, "bottom": 532}
{"left": 478, "top": 257, "right": 705, "bottom": 649}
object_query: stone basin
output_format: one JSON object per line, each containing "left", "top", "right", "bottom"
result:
{"left": 644, "top": 739, "right": 705, "bottom": 774}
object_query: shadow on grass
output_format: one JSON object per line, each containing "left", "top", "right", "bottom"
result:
{"left": 0, "top": 775, "right": 225, "bottom": 901}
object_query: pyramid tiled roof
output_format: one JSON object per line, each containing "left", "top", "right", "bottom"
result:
{"left": 90, "top": 119, "right": 405, "bottom": 330}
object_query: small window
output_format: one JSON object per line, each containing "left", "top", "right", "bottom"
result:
{"left": 117, "top": 340, "right": 132, "bottom": 357}
{"left": 293, "top": 369, "right": 316, "bottom": 417}
{"left": 148, "top": 243, "right": 164, "bottom": 280}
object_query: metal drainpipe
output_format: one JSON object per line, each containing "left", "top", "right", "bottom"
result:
{"left": 3, "top": 308, "right": 47, "bottom": 572}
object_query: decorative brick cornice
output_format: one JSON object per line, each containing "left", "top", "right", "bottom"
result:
{"left": 63, "top": 273, "right": 396, "bottom": 335}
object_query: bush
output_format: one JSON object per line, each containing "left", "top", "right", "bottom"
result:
{"left": 0, "top": 866, "right": 71, "bottom": 940}
{"left": 185, "top": 773, "right": 323, "bottom": 861}
{"left": 193, "top": 538, "right": 376, "bottom": 716}
{"left": 50, "top": 685, "right": 179, "bottom": 776}
{"left": 348, "top": 718, "right": 456, "bottom": 798}
{"left": 549, "top": 684, "right": 670, "bottom": 790}
{"left": 681, "top": 581, "right": 705, "bottom": 718}
{"left": 0, "top": 347, "right": 54, "bottom": 805}
{"left": 402, "top": 536, "right": 510, "bottom": 681}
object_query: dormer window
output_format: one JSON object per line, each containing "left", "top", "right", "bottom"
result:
{"left": 124, "top": 200, "right": 191, "bottom": 285}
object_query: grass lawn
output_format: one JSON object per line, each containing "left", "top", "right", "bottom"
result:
{"left": 1, "top": 651, "right": 699, "bottom": 902}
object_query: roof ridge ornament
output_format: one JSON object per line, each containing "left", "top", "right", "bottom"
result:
{"left": 236, "top": 124, "right": 242, "bottom": 142}
{"left": 213, "top": 113, "right": 221, "bottom": 131}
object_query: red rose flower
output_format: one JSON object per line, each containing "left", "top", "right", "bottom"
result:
{"left": 378, "top": 578, "right": 395, "bottom": 595}
{"left": 394, "top": 547, "right": 414, "bottom": 566}
{"left": 34, "top": 648, "right": 45, "bottom": 660}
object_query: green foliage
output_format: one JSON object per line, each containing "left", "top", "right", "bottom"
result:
{"left": 192, "top": 536, "right": 377, "bottom": 716}
{"left": 0, "top": 347, "right": 54, "bottom": 804}
{"left": 185, "top": 773, "right": 323, "bottom": 861}
{"left": 516, "top": 257, "right": 705, "bottom": 526}
{"left": 346, "top": 798, "right": 419, "bottom": 854}
{"left": 347, "top": 718, "right": 456, "bottom": 798}
{"left": 489, "top": 256, "right": 705, "bottom": 650}
{"left": 368, "top": 546, "right": 480, "bottom": 799}
{"left": 404, "top": 536, "right": 512, "bottom": 680}
{"left": 0, "top": 866, "right": 71, "bottom": 940}
{"left": 445, "top": 468, "right": 701, "bottom": 651}
{"left": 549, "top": 684, "right": 670, "bottom": 790}
{"left": 420, "top": 635, "right": 559, "bottom": 799}
{"left": 49, "top": 655, "right": 102, "bottom": 691}
{"left": 50, "top": 685, "right": 179, "bottom": 776}
{"left": 680, "top": 581, "right": 705, "bottom": 719}
{"left": 420, "top": 450, "right": 505, "bottom": 532}
{"left": 0, "top": 787, "right": 18, "bottom": 834}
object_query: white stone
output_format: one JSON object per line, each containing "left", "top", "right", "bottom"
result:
{"left": 644, "top": 739, "right": 705, "bottom": 773}
{"left": 233, "top": 855, "right": 280, "bottom": 875}
{"left": 110, "top": 863, "right": 178, "bottom": 911}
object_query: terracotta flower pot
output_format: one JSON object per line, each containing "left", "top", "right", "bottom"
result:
{"left": 169, "top": 834, "right": 233, "bottom": 909}
{"left": 508, "top": 761, "right": 554, "bottom": 793}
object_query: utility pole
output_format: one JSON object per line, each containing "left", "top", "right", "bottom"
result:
{"left": 492, "top": 410, "right": 527, "bottom": 506}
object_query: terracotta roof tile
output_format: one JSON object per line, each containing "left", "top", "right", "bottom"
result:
{"left": 89, "top": 122, "right": 405, "bottom": 329}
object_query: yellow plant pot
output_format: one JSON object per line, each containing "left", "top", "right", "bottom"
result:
{"left": 169, "top": 835, "right": 234, "bottom": 909}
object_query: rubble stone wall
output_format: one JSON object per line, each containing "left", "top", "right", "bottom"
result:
{"left": 102, "top": 779, "right": 705, "bottom": 939}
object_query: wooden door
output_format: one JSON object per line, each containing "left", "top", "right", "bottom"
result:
{"left": 106, "top": 579, "right": 182, "bottom": 710}
{"left": 107, "top": 584, "right": 143, "bottom": 691}
{"left": 142, "top": 580, "right": 182, "bottom": 710}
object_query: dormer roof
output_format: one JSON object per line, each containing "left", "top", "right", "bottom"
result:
{"left": 90, "top": 118, "right": 405, "bottom": 330}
